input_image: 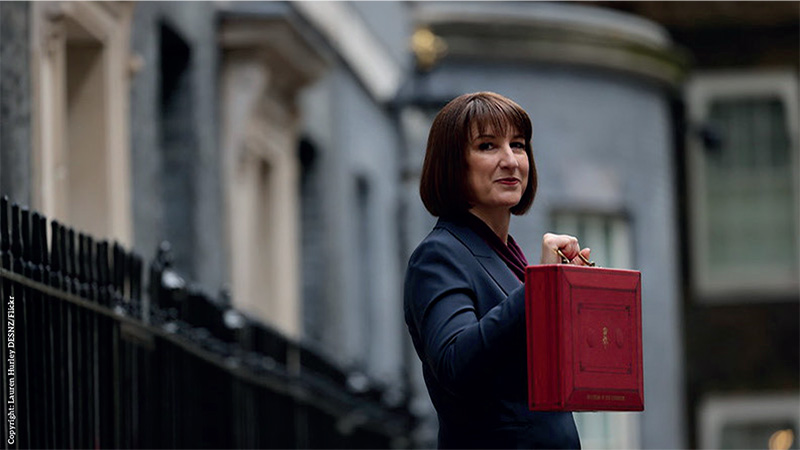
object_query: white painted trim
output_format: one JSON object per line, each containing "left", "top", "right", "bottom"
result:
{"left": 698, "top": 392, "right": 800, "bottom": 449}
{"left": 221, "top": 59, "right": 302, "bottom": 339}
{"left": 685, "top": 69, "right": 800, "bottom": 301}
{"left": 291, "top": 1, "right": 401, "bottom": 103}
{"left": 219, "top": 13, "right": 328, "bottom": 338}
{"left": 30, "top": 1, "right": 133, "bottom": 245}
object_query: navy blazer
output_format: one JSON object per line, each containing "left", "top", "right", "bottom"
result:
{"left": 404, "top": 217, "right": 581, "bottom": 449}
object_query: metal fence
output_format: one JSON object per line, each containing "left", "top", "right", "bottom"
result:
{"left": 0, "top": 196, "right": 413, "bottom": 449}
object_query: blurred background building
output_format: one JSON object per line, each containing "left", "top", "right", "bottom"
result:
{"left": 593, "top": 3, "right": 799, "bottom": 449}
{"left": 0, "top": 1, "right": 797, "bottom": 448}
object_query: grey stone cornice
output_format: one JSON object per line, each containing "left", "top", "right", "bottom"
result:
{"left": 413, "top": 2, "right": 689, "bottom": 86}
{"left": 219, "top": 10, "right": 329, "bottom": 95}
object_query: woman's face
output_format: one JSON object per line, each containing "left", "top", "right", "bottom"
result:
{"left": 465, "top": 123, "right": 529, "bottom": 215}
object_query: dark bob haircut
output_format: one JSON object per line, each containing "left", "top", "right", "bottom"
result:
{"left": 419, "top": 91, "right": 537, "bottom": 217}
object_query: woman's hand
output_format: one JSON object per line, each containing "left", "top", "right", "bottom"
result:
{"left": 540, "top": 233, "right": 592, "bottom": 265}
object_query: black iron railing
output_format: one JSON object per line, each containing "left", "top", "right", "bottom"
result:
{"left": 0, "top": 196, "right": 413, "bottom": 449}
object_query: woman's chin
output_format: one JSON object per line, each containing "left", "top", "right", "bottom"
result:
{"left": 473, "top": 199, "right": 522, "bottom": 212}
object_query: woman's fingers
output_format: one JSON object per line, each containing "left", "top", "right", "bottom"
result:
{"left": 540, "top": 233, "right": 591, "bottom": 265}
{"left": 571, "top": 248, "right": 592, "bottom": 266}
{"left": 541, "top": 233, "right": 578, "bottom": 263}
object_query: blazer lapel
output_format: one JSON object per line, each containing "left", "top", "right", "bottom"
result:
{"left": 436, "top": 218, "right": 523, "bottom": 296}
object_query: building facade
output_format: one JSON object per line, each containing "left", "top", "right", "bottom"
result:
{"left": 592, "top": 3, "right": 800, "bottom": 448}
{"left": 1, "top": 1, "right": 796, "bottom": 448}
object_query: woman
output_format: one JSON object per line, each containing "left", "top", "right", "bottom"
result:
{"left": 404, "top": 92, "right": 590, "bottom": 449}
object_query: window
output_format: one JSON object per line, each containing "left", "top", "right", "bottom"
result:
{"left": 686, "top": 71, "right": 799, "bottom": 300}
{"left": 219, "top": 14, "right": 326, "bottom": 337}
{"left": 226, "top": 115, "right": 298, "bottom": 337}
{"left": 551, "top": 211, "right": 640, "bottom": 449}
{"left": 353, "top": 176, "right": 374, "bottom": 367}
{"left": 32, "top": 2, "right": 133, "bottom": 244}
{"left": 699, "top": 393, "right": 799, "bottom": 450}
{"left": 551, "top": 212, "right": 633, "bottom": 269}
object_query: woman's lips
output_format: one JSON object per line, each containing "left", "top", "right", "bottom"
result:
{"left": 496, "top": 178, "right": 520, "bottom": 185}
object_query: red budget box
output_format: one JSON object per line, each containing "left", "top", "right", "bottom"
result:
{"left": 525, "top": 265, "right": 644, "bottom": 411}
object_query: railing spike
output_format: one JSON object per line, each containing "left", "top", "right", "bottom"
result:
{"left": 59, "top": 225, "right": 70, "bottom": 289}
{"left": 50, "top": 221, "right": 61, "bottom": 273}
{"left": 85, "top": 234, "right": 97, "bottom": 301}
{"left": 39, "top": 214, "right": 49, "bottom": 268}
{"left": 11, "top": 204, "right": 23, "bottom": 273}
{"left": 97, "top": 241, "right": 109, "bottom": 307}
{"left": 31, "top": 212, "right": 42, "bottom": 266}
{"left": 131, "top": 253, "right": 142, "bottom": 302}
{"left": 50, "top": 221, "right": 63, "bottom": 288}
{"left": 20, "top": 207, "right": 31, "bottom": 264}
{"left": 67, "top": 228, "right": 78, "bottom": 294}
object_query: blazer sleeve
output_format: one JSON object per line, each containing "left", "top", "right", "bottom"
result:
{"left": 405, "top": 237, "right": 526, "bottom": 397}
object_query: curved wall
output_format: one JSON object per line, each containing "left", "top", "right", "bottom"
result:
{"left": 402, "top": 3, "right": 685, "bottom": 447}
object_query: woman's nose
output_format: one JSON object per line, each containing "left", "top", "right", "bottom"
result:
{"left": 498, "top": 144, "right": 519, "bottom": 169}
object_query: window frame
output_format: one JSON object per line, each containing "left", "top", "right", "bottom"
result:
{"left": 550, "top": 209, "right": 635, "bottom": 270}
{"left": 31, "top": 1, "right": 134, "bottom": 244}
{"left": 698, "top": 392, "right": 800, "bottom": 450}
{"left": 685, "top": 69, "right": 800, "bottom": 302}
{"left": 219, "top": 15, "right": 327, "bottom": 338}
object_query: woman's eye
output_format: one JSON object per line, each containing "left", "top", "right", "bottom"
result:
{"left": 511, "top": 141, "right": 525, "bottom": 149}
{"left": 478, "top": 142, "right": 494, "bottom": 151}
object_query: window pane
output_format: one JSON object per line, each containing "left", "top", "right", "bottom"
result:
{"left": 551, "top": 212, "right": 633, "bottom": 270}
{"left": 705, "top": 97, "right": 797, "bottom": 276}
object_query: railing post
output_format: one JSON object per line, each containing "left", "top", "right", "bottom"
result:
{"left": 68, "top": 227, "right": 88, "bottom": 448}
{"left": 12, "top": 205, "right": 30, "bottom": 449}
{"left": 95, "top": 240, "right": 111, "bottom": 448}
{"left": 32, "top": 213, "right": 54, "bottom": 448}
{"left": 130, "top": 254, "right": 143, "bottom": 317}
{"left": 81, "top": 235, "right": 99, "bottom": 449}
{"left": 0, "top": 195, "right": 414, "bottom": 450}
{"left": 59, "top": 224, "right": 76, "bottom": 449}
{"left": 20, "top": 209, "right": 39, "bottom": 450}
{"left": 49, "top": 221, "right": 68, "bottom": 449}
